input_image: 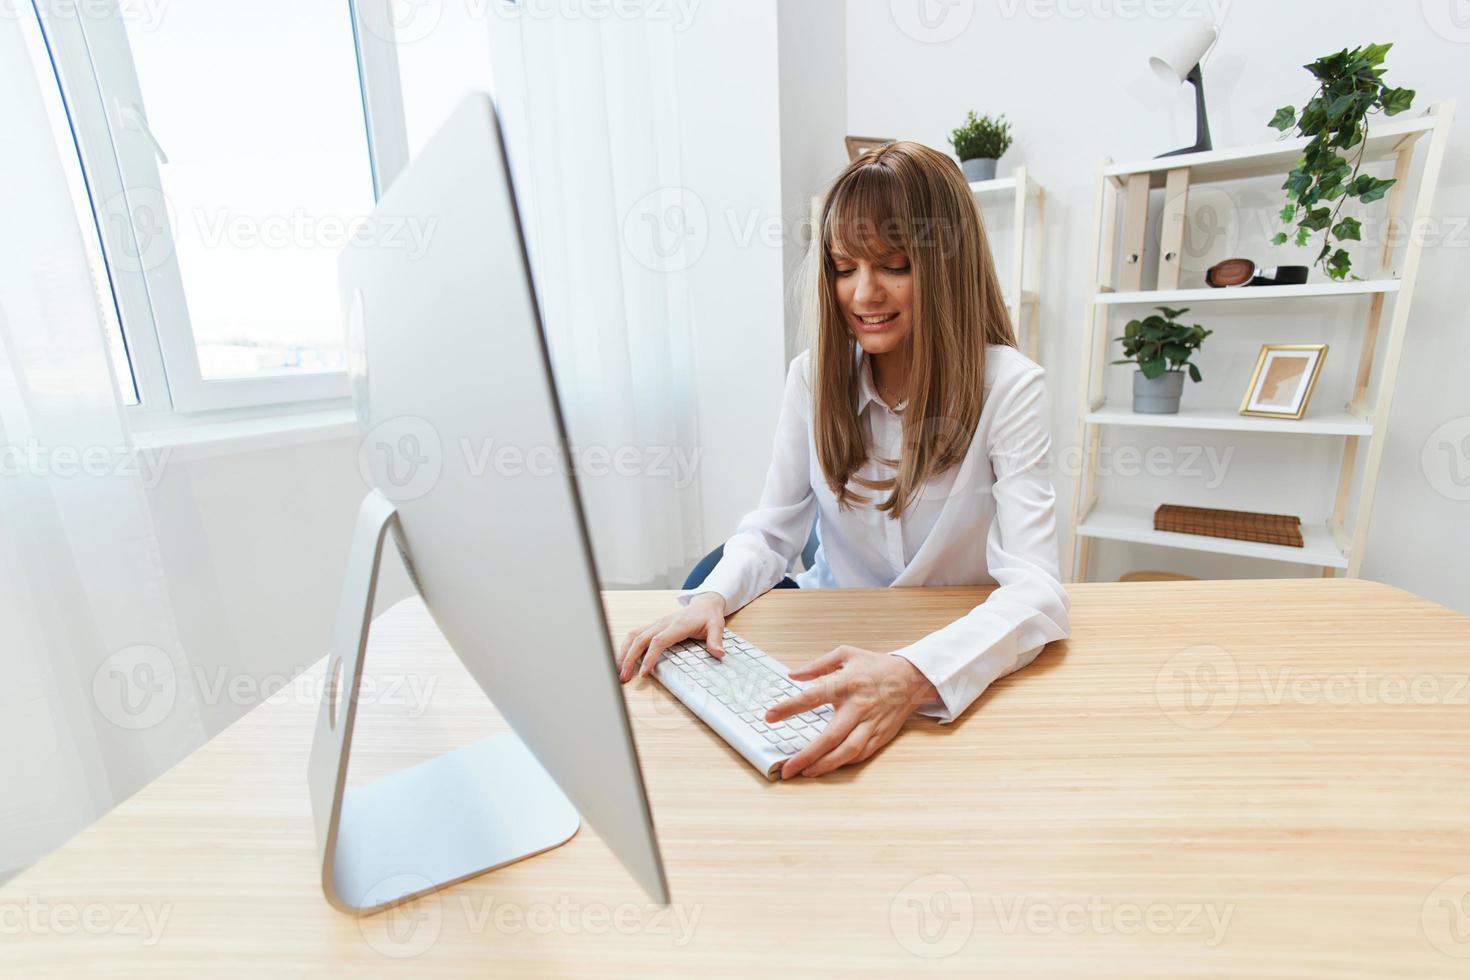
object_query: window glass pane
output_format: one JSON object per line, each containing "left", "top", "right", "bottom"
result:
{"left": 22, "top": 11, "right": 139, "bottom": 405}
{"left": 389, "top": 0, "right": 496, "bottom": 160}
{"left": 121, "top": 0, "right": 374, "bottom": 380}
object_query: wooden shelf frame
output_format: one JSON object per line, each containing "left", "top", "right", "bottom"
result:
{"left": 1066, "top": 102, "right": 1456, "bottom": 583}
{"left": 971, "top": 167, "right": 1046, "bottom": 361}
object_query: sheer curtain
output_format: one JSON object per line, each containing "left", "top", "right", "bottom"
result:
{"left": 0, "top": 18, "right": 205, "bottom": 880}
{"left": 486, "top": 7, "right": 706, "bottom": 588}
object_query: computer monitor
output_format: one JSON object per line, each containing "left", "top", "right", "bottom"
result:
{"left": 307, "top": 93, "right": 668, "bottom": 913}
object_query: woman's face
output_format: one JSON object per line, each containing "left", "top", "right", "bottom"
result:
{"left": 830, "top": 247, "right": 914, "bottom": 356}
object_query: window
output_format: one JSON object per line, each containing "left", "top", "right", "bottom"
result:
{"left": 32, "top": 0, "right": 410, "bottom": 418}
{"left": 20, "top": 10, "right": 138, "bottom": 405}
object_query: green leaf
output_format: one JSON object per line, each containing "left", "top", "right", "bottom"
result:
{"left": 1327, "top": 247, "right": 1353, "bottom": 280}
{"left": 1300, "top": 206, "right": 1333, "bottom": 231}
{"left": 1362, "top": 42, "right": 1393, "bottom": 66}
{"left": 1269, "top": 105, "right": 1297, "bottom": 131}
{"left": 1188, "top": 363, "right": 1202, "bottom": 383}
{"left": 1272, "top": 231, "right": 1289, "bottom": 246}
{"left": 1380, "top": 85, "right": 1415, "bottom": 115}
{"left": 1326, "top": 92, "right": 1359, "bottom": 121}
{"left": 1350, "top": 174, "right": 1394, "bottom": 203}
{"left": 1283, "top": 168, "right": 1313, "bottom": 197}
{"left": 1331, "top": 216, "right": 1362, "bottom": 241}
{"left": 1279, "top": 204, "right": 1296, "bottom": 223}
{"left": 1140, "top": 357, "right": 1167, "bottom": 380}
{"left": 1295, "top": 226, "right": 1312, "bottom": 247}
{"left": 1157, "top": 306, "right": 1188, "bottom": 320}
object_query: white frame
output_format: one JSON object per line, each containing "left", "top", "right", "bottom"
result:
{"left": 30, "top": 0, "right": 410, "bottom": 422}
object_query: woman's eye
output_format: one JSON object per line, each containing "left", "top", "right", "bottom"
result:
{"left": 885, "top": 265, "right": 910, "bottom": 274}
{"left": 835, "top": 268, "right": 856, "bottom": 277}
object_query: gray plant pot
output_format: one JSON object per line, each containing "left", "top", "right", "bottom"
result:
{"left": 1132, "top": 370, "right": 1185, "bottom": 414}
{"left": 961, "top": 157, "right": 998, "bottom": 182}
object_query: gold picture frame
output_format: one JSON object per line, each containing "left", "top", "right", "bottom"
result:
{"left": 1239, "top": 344, "right": 1328, "bottom": 420}
{"left": 844, "top": 136, "right": 894, "bottom": 162}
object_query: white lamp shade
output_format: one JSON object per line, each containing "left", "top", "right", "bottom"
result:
{"left": 1149, "top": 22, "right": 1218, "bottom": 84}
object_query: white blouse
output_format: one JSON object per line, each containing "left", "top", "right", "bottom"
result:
{"left": 678, "top": 343, "right": 1071, "bottom": 723}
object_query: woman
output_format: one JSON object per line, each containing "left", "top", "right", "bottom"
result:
{"left": 617, "top": 140, "right": 1069, "bottom": 779}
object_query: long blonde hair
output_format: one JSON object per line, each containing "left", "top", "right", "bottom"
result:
{"left": 809, "top": 140, "right": 1017, "bottom": 518}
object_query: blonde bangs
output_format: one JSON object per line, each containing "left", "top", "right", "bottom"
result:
{"left": 823, "top": 163, "right": 910, "bottom": 266}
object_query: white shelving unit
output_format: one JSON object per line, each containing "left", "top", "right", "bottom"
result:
{"left": 1066, "top": 102, "right": 1456, "bottom": 583}
{"left": 970, "top": 168, "right": 1046, "bottom": 360}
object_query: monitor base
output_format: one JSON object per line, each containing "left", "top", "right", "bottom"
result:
{"left": 308, "top": 491, "right": 580, "bottom": 915}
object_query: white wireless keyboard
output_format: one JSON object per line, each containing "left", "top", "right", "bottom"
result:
{"left": 650, "top": 629, "right": 832, "bottom": 780}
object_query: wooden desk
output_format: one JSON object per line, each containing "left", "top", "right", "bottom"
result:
{"left": 3, "top": 580, "right": 1469, "bottom": 976}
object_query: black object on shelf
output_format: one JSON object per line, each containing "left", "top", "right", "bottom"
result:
{"left": 1206, "top": 258, "right": 1310, "bottom": 288}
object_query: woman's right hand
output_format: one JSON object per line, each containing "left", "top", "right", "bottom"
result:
{"left": 617, "top": 592, "right": 727, "bottom": 683}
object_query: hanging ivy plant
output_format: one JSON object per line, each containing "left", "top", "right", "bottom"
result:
{"left": 1268, "top": 42, "right": 1415, "bottom": 281}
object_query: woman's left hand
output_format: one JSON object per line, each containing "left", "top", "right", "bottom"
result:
{"left": 764, "top": 645, "right": 939, "bottom": 779}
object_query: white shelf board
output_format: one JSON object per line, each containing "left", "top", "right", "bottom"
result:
{"left": 968, "top": 176, "right": 1018, "bottom": 195}
{"left": 1085, "top": 405, "right": 1372, "bottom": 437}
{"left": 1076, "top": 503, "right": 1348, "bottom": 569}
{"left": 1105, "top": 111, "right": 1437, "bottom": 188}
{"left": 1096, "top": 280, "right": 1400, "bottom": 306}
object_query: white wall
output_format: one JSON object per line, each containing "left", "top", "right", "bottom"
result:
{"left": 144, "top": 436, "right": 413, "bottom": 738}
{"left": 777, "top": 0, "right": 849, "bottom": 362}
{"left": 841, "top": 0, "right": 1470, "bottom": 613}
{"left": 675, "top": 1, "right": 791, "bottom": 550}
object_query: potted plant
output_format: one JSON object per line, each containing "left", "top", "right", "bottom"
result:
{"left": 1268, "top": 42, "right": 1415, "bottom": 280}
{"left": 1112, "top": 306, "right": 1212, "bottom": 414}
{"left": 948, "top": 111, "right": 1012, "bottom": 183}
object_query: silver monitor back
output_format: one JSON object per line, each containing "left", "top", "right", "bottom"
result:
{"left": 315, "top": 92, "right": 667, "bottom": 911}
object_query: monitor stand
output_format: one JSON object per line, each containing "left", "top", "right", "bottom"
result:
{"left": 307, "top": 491, "right": 580, "bottom": 914}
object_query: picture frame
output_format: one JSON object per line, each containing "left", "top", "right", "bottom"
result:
{"left": 844, "top": 135, "right": 894, "bottom": 162}
{"left": 1239, "top": 343, "right": 1328, "bottom": 420}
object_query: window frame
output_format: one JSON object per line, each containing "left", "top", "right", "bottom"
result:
{"left": 31, "top": 0, "right": 410, "bottom": 424}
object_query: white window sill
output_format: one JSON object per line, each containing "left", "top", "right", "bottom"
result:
{"left": 131, "top": 408, "right": 359, "bottom": 462}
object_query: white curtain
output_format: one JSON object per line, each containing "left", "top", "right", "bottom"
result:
{"left": 0, "top": 18, "right": 205, "bottom": 880}
{"left": 485, "top": 6, "right": 706, "bottom": 588}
